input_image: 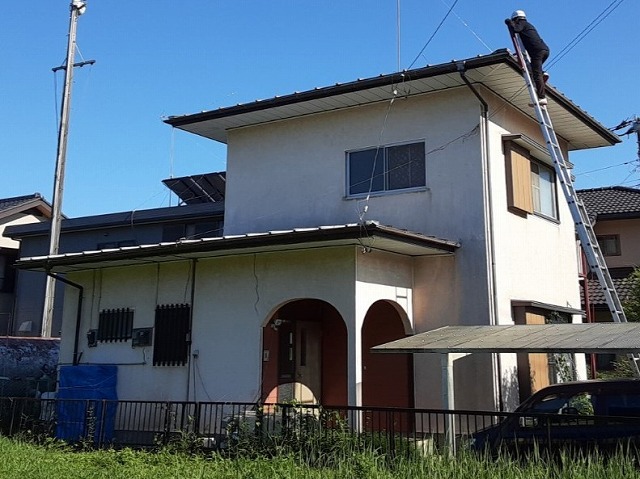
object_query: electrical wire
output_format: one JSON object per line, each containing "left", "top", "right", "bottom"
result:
{"left": 575, "top": 159, "right": 637, "bottom": 176}
{"left": 546, "top": 0, "right": 627, "bottom": 71}
{"left": 407, "top": 0, "right": 460, "bottom": 70}
{"left": 440, "top": 0, "right": 493, "bottom": 53}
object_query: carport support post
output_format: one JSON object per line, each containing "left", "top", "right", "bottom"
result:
{"left": 441, "top": 353, "right": 456, "bottom": 453}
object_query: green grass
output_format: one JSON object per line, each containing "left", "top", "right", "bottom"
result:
{"left": 1, "top": 436, "right": 639, "bottom": 479}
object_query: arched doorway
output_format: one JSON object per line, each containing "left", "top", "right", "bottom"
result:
{"left": 361, "top": 300, "right": 413, "bottom": 408}
{"left": 262, "top": 299, "right": 347, "bottom": 405}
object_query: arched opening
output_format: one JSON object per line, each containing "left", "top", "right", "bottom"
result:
{"left": 362, "top": 300, "right": 413, "bottom": 409}
{"left": 262, "top": 299, "right": 347, "bottom": 405}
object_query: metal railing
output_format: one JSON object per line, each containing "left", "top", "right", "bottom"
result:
{"left": 1, "top": 397, "right": 639, "bottom": 456}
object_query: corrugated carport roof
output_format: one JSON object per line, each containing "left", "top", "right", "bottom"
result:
{"left": 374, "top": 324, "right": 640, "bottom": 354}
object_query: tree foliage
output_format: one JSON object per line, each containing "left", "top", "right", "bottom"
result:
{"left": 623, "top": 267, "right": 640, "bottom": 322}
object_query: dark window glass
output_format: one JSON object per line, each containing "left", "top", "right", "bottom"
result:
{"left": 387, "top": 142, "right": 426, "bottom": 190}
{"left": 0, "top": 252, "right": 17, "bottom": 293}
{"left": 348, "top": 142, "right": 425, "bottom": 195}
{"left": 349, "top": 148, "right": 384, "bottom": 195}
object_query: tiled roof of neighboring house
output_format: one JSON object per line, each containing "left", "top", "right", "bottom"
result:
{"left": 586, "top": 267, "right": 635, "bottom": 308}
{"left": 577, "top": 187, "right": 640, "bottom": 222}
{"left": 0, "top": 193, "right": 53, "bottom": 222}
{"left": 0, "top": 193, "right": 42, "bottom": 212}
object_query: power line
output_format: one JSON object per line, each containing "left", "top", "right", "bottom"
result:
{"left": 407, "top": 0, "right": 460, "bottom": 70}
{"left": 546, "top": 0, "right": 626, "bottom": 70}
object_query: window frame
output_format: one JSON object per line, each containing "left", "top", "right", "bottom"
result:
{"left": 346, "top": 140, "right": 426, "bottom": 197}
{"left": 530, "top": 159, "right": 558, "bottom": 220}
{"left": 597, "top": 234, "right": 621, "bottom": 256}
{"left": 504, "top": 141, "right": 558, "bottom": 221}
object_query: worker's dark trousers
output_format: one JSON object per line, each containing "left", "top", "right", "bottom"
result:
{"left": 530, "top": 48, "right": 550, "bottom": 99}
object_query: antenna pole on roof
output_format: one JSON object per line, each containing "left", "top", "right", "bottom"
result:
{"left": 41, "top": 0, "right": 89, "bottom": 338}
{"left": 396, "top": 0, "right": 401, "bottom": 71}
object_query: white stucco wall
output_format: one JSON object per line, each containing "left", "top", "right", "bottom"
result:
{"left": 62, "top": 247, "right": 368, "bottom": 402}
{"left": 487, "top": 92, "right": 586, "bottom": 391}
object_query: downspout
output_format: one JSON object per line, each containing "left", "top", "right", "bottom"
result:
{"left": 457, "top": 62, "right": 503, "bottom": 411}
{"left": 47, "top": 271, "right": 83, "bottom": 366}
{"left": 185, "top": 259, "right": 197, "bottom": 402}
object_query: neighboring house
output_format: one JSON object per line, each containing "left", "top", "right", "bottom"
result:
{"left": 577, "top": 186, "right": 640, "bottom": 370}
{"left": 15, "top": 50, "right": 618, "bottom": 412}
{"left": 4, "top": 173, "right": 225, "bottom": 338}
{"left": 0, "top": 194, "right": 52, "bottom": 336}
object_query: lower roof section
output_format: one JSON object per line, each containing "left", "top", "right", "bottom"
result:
{"left": 374, "top": 323, "right": 640, "bottom": 354}
{"left": 15, "top": 221, "right": 459, "bottom": 274}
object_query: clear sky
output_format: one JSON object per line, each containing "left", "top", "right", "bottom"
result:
{"left": 1, "top": 1, "right": 638, "bottom": 217}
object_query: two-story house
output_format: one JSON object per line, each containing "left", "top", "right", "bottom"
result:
{"left": 577, "top": 186, "right": 640, "bottom": 371}
{"left": 15, "top": 50, "right": 618, "bottom": 412}
{"left": 0, "top": 193, "right": 53, "bottom": 335}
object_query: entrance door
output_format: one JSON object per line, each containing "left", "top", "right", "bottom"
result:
{"left": 294, "top": 321, "right": 322, "bottom": 404}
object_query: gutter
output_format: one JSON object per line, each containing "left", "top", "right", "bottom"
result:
{"left": 47, "top": 272, "right": 83, "bottom": 366}
{"left": 457, "top": 61, "right": 503, "bottom": 411}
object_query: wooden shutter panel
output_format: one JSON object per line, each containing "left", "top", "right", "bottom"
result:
{"left": 505, "top": 145, "right": 533, "bottom": 214}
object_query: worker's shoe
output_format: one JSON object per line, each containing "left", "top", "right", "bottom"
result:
{"left": 529, "top": 98, "right": 548, "bottom": 107}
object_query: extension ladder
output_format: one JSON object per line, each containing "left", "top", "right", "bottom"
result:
{"left": 510, "top": 31, "right": 640, "bottom": 377}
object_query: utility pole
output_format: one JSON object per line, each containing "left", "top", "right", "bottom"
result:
{"left": 41, "top": 0, "right": 89, "bottom": 338}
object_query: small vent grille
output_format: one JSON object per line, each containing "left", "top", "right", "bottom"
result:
{"left": 98, "top": 308, "right": 134, "bottom": 342}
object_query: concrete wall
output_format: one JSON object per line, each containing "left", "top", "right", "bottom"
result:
{"left": 593, "top": 218, "right": 640, "bottom": 268}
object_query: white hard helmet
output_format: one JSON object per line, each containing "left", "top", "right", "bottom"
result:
{"left": 511, "top": 10, "right": 526, "bottom": 20}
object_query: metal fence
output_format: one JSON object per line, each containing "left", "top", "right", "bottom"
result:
{"left": 1, "top": 397, "right": 639, "bottom": 456}
{"left": 0, "top": 397, "right": 502, "bottom": 453}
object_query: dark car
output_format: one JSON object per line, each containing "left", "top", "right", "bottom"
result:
{"left": 472, "top": 379, "right": 640, "bottom": 455}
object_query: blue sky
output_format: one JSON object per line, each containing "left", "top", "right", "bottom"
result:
{"left": 1, "top": 1, "right": 638, "bottom": 217}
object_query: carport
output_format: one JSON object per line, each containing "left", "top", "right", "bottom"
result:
{"left": 373, "top": 323, "right": 640, "bottom": 451}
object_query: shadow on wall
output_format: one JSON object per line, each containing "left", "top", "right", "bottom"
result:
{"left": 0, "top": 337, "right": 59, "bottom": 397}
{"left": 501, "top": 365, "right": 521, "bottom": 411}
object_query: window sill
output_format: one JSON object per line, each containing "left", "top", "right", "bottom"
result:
{"left": 345, "top": 186, "right": 429, "bottom": 200}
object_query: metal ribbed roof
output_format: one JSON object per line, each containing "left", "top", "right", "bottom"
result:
{"left": 15, "top": 221, "right": 459, "bottom": 273}
{"left": 165, "top": 49, "right": 618, "bottom": 151}
{"left": 373, "top": 324, "right": 640, "bottom": 354}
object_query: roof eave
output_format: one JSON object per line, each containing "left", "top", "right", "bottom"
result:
{"left": 15, "top": 223, "right": 459, "bottom": 273}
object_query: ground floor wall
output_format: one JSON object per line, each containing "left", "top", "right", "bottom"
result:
{"left": 58, "top": 246, "right": 421, "bottom": 406}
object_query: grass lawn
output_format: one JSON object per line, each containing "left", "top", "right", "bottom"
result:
{"left": 1, "top": 436, "right": 639, "bottom": 479}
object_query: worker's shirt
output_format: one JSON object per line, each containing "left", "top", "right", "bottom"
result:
{"left": 511, "top": 20, "right": 549, "bottom": 53}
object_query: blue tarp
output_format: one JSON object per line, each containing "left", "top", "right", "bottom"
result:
{"left": 56, "top": 365, "right": 118, "bottom": 442}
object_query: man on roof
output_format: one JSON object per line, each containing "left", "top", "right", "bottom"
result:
{"left": 505, "top": 10, "right": 550, "bottom": 106}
